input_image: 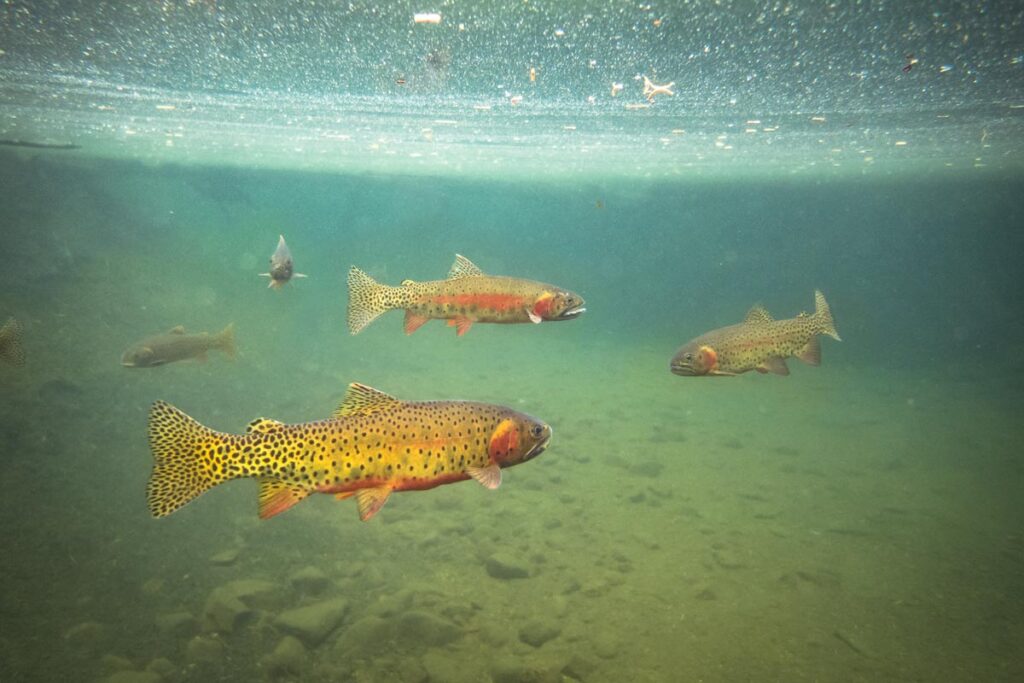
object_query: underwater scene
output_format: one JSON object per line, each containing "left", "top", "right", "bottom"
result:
{"left": 1, "top": 2, "right": 1023, "bottom": 682}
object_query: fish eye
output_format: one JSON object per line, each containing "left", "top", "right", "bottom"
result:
{"left": 530, "top": 424, "right": 545, "bottom": 438}
{"left": 684, "top": 353, "right": 693, "bottom": 361}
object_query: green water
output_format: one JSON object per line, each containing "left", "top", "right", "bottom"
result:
{"left": 2, "top": 1, "right": 1024, "bottom": 682}
{"left": 0, "top": 156, "right": 1021, "bottom": 682}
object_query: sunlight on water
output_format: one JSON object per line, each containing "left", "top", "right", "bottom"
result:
{"left": 1, "top": 1, "right": 1022, "bottom": 177}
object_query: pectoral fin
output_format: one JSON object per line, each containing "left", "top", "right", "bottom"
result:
{"left": 467, "top": 463, "right": 502, "bottom": 489}
{"left": 526, "top": 309, "right": 542, "bottom": 324}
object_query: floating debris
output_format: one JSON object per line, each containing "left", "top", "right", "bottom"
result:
{"left": 641, "top": 75, "right": 675, "bottom": 102}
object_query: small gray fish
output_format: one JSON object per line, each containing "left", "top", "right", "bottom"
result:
{"left": 122, "top": 324, "right": 236, "bottom": 368}
{"left": 0, "top": 317, "right": 25, "bottom": 366}
{"left": 259, "top": 235, "right": 307, "bottom": 289}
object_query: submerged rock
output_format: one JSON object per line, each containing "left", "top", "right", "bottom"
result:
{"left": 155, "top": 611, "right": 197, "bottom": 638}
{"left": 145, "top": 658, "right": 175, "bottom": 678}
{"left": 209, "top": 548, "right": 241, "bottom": 566}
{"left": 485, "top": 553, "right": 529, "bottom": 580}
{"left": 421, "top": 648, "right": 483, "bottom": 683}
{"left": 333, "top": 615, "right": 390, "bottom": 658}
{"left": 100, "top": 654, "right": 133, "bottom": 672}
{"left": 260, "top": 635, "right": 306, "bottom": 678}
{"left": 394, "top": 611, "right": 462, "bottom": 647}
{"left": 274, "top": 598, "right": 349, "bottom": 646}
{"left": 202, "top": 579, "right": 282, "bottom": 632}
{"left": 185, "top": 635, "right": 225, "bottom": 665}
{"left": 518, "top": 618, "right": 561, "bottom": 648}
{"left": 289, "top": 566, "right": 330, "bottom": 594}
{"left": 202, "top": 590, "right": 252, "bottom": 634}
{"left": 491, "top": 661, "right": 563, "bottom": 683}
{"left": 102, "top": 672, "right": 162, "bottom": 683}
{"left": 63, "top": 621, "right": 108, "bottom": 653}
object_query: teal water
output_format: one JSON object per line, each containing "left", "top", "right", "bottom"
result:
{"left": 2, "top": 2, "right": 1024, "bottom": 683}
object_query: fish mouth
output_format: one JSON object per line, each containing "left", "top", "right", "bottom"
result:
{"left": 526, "top": 428, "right": 553, "bottom": 459}
{"left": 670, "top": 362, "right": 696, "bottom": 376}
{"left": 554, "top": 305, "right": 586, "bottom": 320}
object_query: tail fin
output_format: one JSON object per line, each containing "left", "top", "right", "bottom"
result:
{"left": 216, "top": 323, "right": 237, "bottom": 359}
{"left": 147, "top": 401, "right": 234, "bottom": 517}
{"left": 0, "top": 317, "right": 25, "bottom": 366}
{"left": 813, "top": 291, "right": 841, "bottom": 341}
{"left": 347, "top": 267, "right": 399, "bottom": 335}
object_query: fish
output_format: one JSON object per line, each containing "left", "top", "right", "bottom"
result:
{"left": 121, "top": 324, "right": 236, "bottom": 368}
{"left": 0, "top": 317, "right": 26, "bottom": 366}
{"left": 670, "top": 291, "right": 840, "bottom": 377}
{"left": 259, "top": 234, "right": 307, "bottom": 289}
{"left": 347, "top": 254, "right": 586, "bottom": 336}
{"left": 146, "top": 382, "right": 552, "bottom": 521}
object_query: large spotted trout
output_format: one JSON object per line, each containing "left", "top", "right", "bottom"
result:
{"left": 670, "top": 291, "right": 840, "bottom": 377}
{"left": 347, "top": 254, "right": 585, "bottom": 336}
{"left": 147, "top": 383, "right": 551, "bottom": 521}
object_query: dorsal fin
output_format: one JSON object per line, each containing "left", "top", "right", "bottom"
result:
{"left": 744, "top": 305, "right": 774, "bottom": 324}
{"left": 332, "top": 383, "right": 401, "bottom": 418}
{"left": 246, "top": 417, "right": 286, "bottom": 434}
{"left": 168, "top": 325, "right": 186, "bottom": 335}
{"left": 447, "top": 254, "right": 485, "bottom": 280}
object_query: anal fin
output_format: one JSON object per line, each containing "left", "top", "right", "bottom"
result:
{"left": 453, "top": 316, "right": 473, "bottom": 336}
{"left": 356, "top": 485, "right": 392, "bottom": 521}
{"left": 795, "top": 337, "right": 822, "bottom": 366}
{"left": 258, "top": 478, "right": 311, "bottom": 519}
{"left": 759, "top": 356, "right": 790, "bottom": 376}
{"left": 404, "top": 310, "right": 430, "bottom": 335}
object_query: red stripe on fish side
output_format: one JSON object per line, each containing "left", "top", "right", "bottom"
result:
{"left": 394, "top": 471, "right": 471, "bottom": 491}
{"left": 433, "top": 293, "right": 525, "bottom": 312}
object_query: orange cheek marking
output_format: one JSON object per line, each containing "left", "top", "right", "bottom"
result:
{"left": 532, "top": 293, "right": 555, "bottom": 317}
{"left": 699, "top": 345, "right": 718, "bottom": 373}
{"left": 488, "top": 420, "right": 519, "bottom": 460}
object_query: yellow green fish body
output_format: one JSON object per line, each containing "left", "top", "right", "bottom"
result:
{"left": 147, "top": 383, "right": 551, "bottom": 521}
{"left": 347, "top": 254, "right": 585, "bottom": 336}
{"left": 670, "top": 291, "right": 840, "bottom": 377}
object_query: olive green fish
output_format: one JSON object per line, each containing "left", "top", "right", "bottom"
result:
{"left": 670, "top": 291, "right": 840, "bottom": 377}
{"left": 347, "top": 254, "right": 585, "bottom": 336}
{"left": 0, "top": 317, "right": 25, "bottom": 366}
{"left": 146, "top": 383, "right": 551, "bottom": 521}
{"left": 121, "top": 324, "right": 236, "bottom": 368}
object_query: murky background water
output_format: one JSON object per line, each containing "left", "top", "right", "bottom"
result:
{"left": 1, "top": 2, "right": 1022, "bottom": 682}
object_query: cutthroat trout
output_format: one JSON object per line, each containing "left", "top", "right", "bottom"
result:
{"left": 347, "top": 254, "right": 585, "bottom": 336}
{"left": 121, "top": 324, "right": 236, "bottom": 368}
{"left": 259, "top": 234, "right": 307, "bottom": 289}
{"left": 147, "top": 383, "right": 551, "bottom": 521}
{"left": 0, "top": 317, "right": 25, "bottom": 366}
{"left": 670, "top": 291, "right": 840, "bottom": 377}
